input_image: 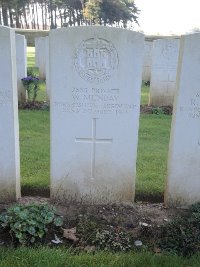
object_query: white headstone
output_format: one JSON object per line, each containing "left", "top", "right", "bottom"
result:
{"left": 142, "top": 41, "right": 152, "bottom": 82}
{"left": 0, "top": 26, "right": 20, "bottom": 201}
{"left": 45, "top": 36, "right": 50, "bottom": 101}
{"left": 35, "top": 37, "right": 46, "bottom": 79}
{"left": 35, "top": 37, "right": 40, "bottom": 68}
{"left": 165, "top": 33, "right": 200, "bottom": 207}
{"left": 50, "top": 26, "right": 144, "bottom": 204}
{"left": 149, "top": 38, "right": 180, "bottom": 106}
{"left": 16, "top": 34, "right": 27, "bottom": 102}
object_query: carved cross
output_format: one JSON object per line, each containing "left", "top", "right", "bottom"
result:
{"left": 75, "top": 118, "right": 113, "bottom": 180}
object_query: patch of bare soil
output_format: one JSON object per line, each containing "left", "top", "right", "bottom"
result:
{"left": 0, "top": 197, "right": 188, "bottom": 250}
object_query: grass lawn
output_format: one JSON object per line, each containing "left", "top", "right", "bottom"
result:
{"left": 136, "top": 114, "right": 171, "bottom": 200}
{"left": 27, "top": 47, "right": 35, "bottom": 68}
{"left": 141, "top": 82, "right": 150, "bottom": 105}
{"left": 19, "top": 110, "right": 50, "bottom": 194}
{"left": 1, "top": 248, "right": 200, "bottom": 267}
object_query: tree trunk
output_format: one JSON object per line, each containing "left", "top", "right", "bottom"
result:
{"left": 63, "top": 8, "right": 67, "bottom": 23}
{"left": 19, "top": 15, "right": 23, "bottom": 28}
{"left": 49, "top": 0, "right": 54, "bottom": 29}
{"left": 76, "top": 9, "right": 80, "bottom": 26}
{"left": 0, "top": 8, "right": 2, "bottom": 25}
{"left": 23, "top": 5, "right": 29, "bottom": 28}
{"left": 41, "top": 4, "right": 44, "bottom": 30}
{"left": 35, "top": 2, "right": 39, "bottom": 29}
{"left": 8, "top": 7, "right": 14, "bottom": 27}
{"left": 32, "top": 4, "right": 36, "bottom": 29}
{"left": 72, "top": 10, "right": 76, "bottom": 26}
{"left": 54, "top": 8, "right": 57, "bottom": 28}
{"left": 15, "top": 9, "right": 21, "bottom": 28}
{"left": 26, "top": 3, "right": 31, "bottom": 29}
{"left": 59, "top": 9, "right": 63, "bottom": 27}
{"left": 45, "top": 1, "right": 48, "bottom": 29}
{"left": 69, "top": 10, "right": 72, "bottom": 26}
{"left": 2, "top": 3, "right": 8, "bottom": 26}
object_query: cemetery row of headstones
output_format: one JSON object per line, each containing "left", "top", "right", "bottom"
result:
{"left": 0, "top": 25, "right": 199, "bottom": 207}
{"left": 35, "top": 36, "right": 50, "bottom": 100}
{"left": 36, "top": 36, "right": 181, "bottom": 107}
{"left": 142, "top": 38, "right": 180, "bottom": 106}
{"left": 16, "top": 33, "right": 181, "bottom": 107}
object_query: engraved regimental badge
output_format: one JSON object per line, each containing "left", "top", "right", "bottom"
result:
{"left": 74, "top": 38, "right": 119, "bottom": 83}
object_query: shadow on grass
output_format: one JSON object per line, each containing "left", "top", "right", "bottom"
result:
{"left": 21, "top": 185, "right": 163, "bottom": 203}
{"left": 21, "top": 186, "right": 50, "bottom": 198}
{"left": 135, "top": 191, "right": 164, "bottom": 203}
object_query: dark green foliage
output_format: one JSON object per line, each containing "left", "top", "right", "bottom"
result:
{"left": 27, "top": 67, "right": 38, "bottom": 77}
{"left": 152, "top": 107, "right": 165, "bottom": 115}
{"left": 0, "top": 204, "right": 63, "bottom": 245}
{"left": 157, "top": 203, "right": 200, "bottom": 256}
{"left": 84, "top": 0, "right": 139, "bottom": 27}
{"left": 144, "top": 81, "right": 150, "bottom": 86}
{"left": 190, "top": 202, "right": 200, "bottom": 214}
{"left": 100, "top": 0, "right": 139, "bottom": 27}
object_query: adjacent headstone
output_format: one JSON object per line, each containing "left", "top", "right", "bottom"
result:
{"left": 149, "top": 38, "right": 180, "bottom": 106}
{"left": 165, "top": 33, "right": 200, "bottom": 207}
{"left": 0, "top": 26, "right": 20, "bottom": 201}
{"left": 16, "top": 34, "right": 27, "bottom": 102}
{"left": 50, "top": 26, "right": 144, "bottom": 204}
{"left": 142, "top": 41, "right": 153, "bottom": 82}
{"left": 35, "top": 37, "right": 46, "bottom": 79}
{"left": 35, "top": 37, "right": 40, "bottom": 68}
{"left": 45, "top": 36, "right": 50, "bottom": 100}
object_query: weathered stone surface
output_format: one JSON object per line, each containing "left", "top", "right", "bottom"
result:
{"left": 35, "top": 37, "right": 46, "bottom": 79}
{"left": 149, "top": 38, "right": 180, "bottom": 106}
{"left": 16, "top": 34, "right": 27, "bottom": 102}
{"left": 50, "top": 26, "right": 144, "bottom": 204}
{"left": 142, "top": 41, "right": 152, "bottom": 82}
{"left": 0, "top": 26, "right": 20, "bottom": 202}
{"left": 45, "top": 36, "right": 50, "bottom": 101}
{"left": 165, "top": 33, "right": 200, "bottom": 207}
